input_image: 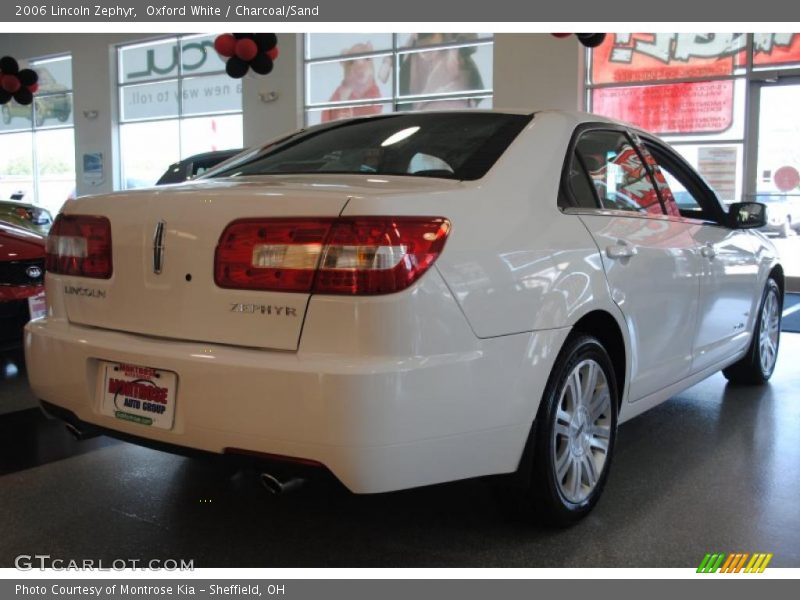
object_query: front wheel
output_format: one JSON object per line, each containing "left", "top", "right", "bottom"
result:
{"left": 519, "top": 334, "right": 619, "bottom": 526}
{"left": 723, "top": 278, "right": 782, "bottom": 384}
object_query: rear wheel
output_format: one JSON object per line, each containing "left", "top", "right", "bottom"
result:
{"left": 723, "top": 278, "right": 782, "bottom": 384}
{"left": 518, "top": 334, "right": 618, "bottom": 526}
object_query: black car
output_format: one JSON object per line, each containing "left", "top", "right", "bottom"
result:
{"left": 155, "top": 149, "right": 243, "bottom": 185}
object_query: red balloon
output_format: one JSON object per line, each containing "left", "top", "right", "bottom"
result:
{"left": 214, "top": 34, "right": 237, "bottom": 58}
{"left": 235, "top": 38, "right": 258, "bottom": 62}
{"left": 551, "top": 33, "right": 572, "bottom": 38}
{"left": 1, "top": 74, "right": 21, "bottom": 93}
{"left": 267, "top": 46, "right": 280, "bottom": 61}
{"left": 28, "top": 82, "right": 39, "bottom": 94}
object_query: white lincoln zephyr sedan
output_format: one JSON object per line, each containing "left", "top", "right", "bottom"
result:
{"left": 26, "top": 110, "right": 783, "bottom": 524}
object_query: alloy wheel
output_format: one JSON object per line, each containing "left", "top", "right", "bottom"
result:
{"left": 759, "top": 288, "right": 780, "bottom": 375}
{"left": 551, "top": 359, "right": 612, "bottom": 504}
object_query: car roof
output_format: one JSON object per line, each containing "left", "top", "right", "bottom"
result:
{"left": 180, "top": 149, "right": 243, "bottom": 164}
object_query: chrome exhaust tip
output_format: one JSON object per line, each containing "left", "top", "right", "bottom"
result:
{"left": 64, "top": 422, "right": 98, "bottom": 441}
{"left": 259, "top": 472, "right": 306, "bottom": 495}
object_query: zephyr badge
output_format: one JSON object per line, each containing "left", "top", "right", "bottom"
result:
{"left": 153, "top": 220, "right": 166, "bottom": 274}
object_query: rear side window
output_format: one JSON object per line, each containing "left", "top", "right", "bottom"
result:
{"left": 209, "top": 113, "right": 532, "bottom": 181}
{"left": 571, "top": 130, "right": 664, "bottom": 215}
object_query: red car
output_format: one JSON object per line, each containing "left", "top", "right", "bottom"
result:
{"left": 0, "top": 221, "right": 45, "bottom": 352}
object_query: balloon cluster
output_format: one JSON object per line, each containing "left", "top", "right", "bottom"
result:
{"left": 551, "top": 33, "right": 607, "bottom": 48}
{"left": 0, "top": 56, "right": 39, "bottom": 106}
{"left": 214, "top": 33, "right": 279, "bottom": 79}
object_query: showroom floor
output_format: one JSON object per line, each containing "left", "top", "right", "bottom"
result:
{"left": 1, "top": 334, "right": 799, "bottom": 568}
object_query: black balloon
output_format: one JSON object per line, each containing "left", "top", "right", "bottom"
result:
{"left": 233, "top": 33, "right": 254, "bottom": 40}
{"left": 577, "top": 33, "right": 606, "bottom": 48}
{"left": 17, "top": 69, "right": 38, "bottom": 86}
{"left": 0, "top": 55, "right": 19, "bottom": 74}
{"left": 0, "top": 90, "right": 11, "bottom": 105}
{"left": 225, "top": 56, "right": 249, "bottom": 78}
{"left": 254, "top": 33, "right": 278, "bottom": 52}
{"left": 14, "top": 87, "right": 33, "bottom": 105}
{"left": 250, "top": 53, "right": 274, "bottom": 75}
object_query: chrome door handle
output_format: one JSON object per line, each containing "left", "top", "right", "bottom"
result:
{"left": 700, "top": 244, "right": 716, "bottom": 259}
{"left": 606, "top": 243, "right": 636, "bottom": 260}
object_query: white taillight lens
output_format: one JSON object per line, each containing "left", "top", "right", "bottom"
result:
{"left": 45, "top": 214, "right": 113, "bottom": 279}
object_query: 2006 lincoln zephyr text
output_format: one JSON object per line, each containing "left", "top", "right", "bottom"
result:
{"left": 25, "top": 111, "right": 783, "bottom": 524}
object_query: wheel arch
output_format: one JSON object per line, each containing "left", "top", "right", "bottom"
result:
{"left": 570, "top": 310, "right": 628, "bottom": 409}
{"left": 769, "top": 263, "right": 785, "bottom": 299}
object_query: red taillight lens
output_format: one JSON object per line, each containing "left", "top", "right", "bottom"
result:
{"left": 215, "top": 219, "right": 333, "bottom": 292}
{"left": 45, "top": 214, "right": 113, "bottom": 279}
{"left": 215, "top": 217, "right": 450, "bottom": 295}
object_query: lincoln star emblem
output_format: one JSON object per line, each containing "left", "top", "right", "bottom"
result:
{"left": 153, "top": 220, "right": 166, "bottom": 274}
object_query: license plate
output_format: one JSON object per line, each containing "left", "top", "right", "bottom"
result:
{"left": 100, "top": 362, "right": 177, "bottom": 430}
{"left": 28, "top": 292, "right": 47, "bottom": 320}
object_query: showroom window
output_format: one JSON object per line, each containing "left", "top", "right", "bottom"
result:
{"left": 304, "top": 33, "right": 494, "bottom": 125}
{"left": 585, "top": 33, "right": 800, "bottom": 281}
{"left": 0, "top": 55, "right": 76, "bottom": 215}
{"left": 117, "top": 35, "right": 244, "bottom": 188}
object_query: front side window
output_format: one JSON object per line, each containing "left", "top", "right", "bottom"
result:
{"left": 572, "top": 130, "right": 663, "bottom": 214}
{"left": 210, "top": 112, "right": 530, "bottom": 181}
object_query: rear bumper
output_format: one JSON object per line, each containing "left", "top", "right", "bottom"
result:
{"left": 25, "top": 318, "right": 568, "bottom": 493}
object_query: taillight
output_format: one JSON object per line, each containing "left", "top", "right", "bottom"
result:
{"left": 215, "top": 217, "right": 450, "bottom": 295}
{"left": 46, "top": 214, "right": 113, "bottom": 279}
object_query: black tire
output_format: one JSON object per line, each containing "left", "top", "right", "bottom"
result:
{"left": 723, "top": 278, "right": 782, "bottom": 385}
{"left": 517, "top": 334, "right": 619, "bottom": 526}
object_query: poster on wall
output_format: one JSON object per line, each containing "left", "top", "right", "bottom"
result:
{"left": 591, "top": 80, "right": 735, "bottom": 134}
{"left": 697, "top": 146, "right": 738, "bottom": 202}
{"left": 590, "top": 33, "right": 746, "bottom": 84}
{"left": 82, "top": 152, "right": 104, "bottom": 187}
{"left": 591, "top": 33, "right": 800, "bottom": 84}
{"left": 753, "top": 33, "right": 800, "bottom": 67}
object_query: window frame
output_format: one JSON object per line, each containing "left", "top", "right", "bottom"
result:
{"left": 0, "top": 53, "right": 75, "bottom": 212}
{"left": 558, "top": 122, "right": 667, "bottom": 218}
{"left": 584, "top": 33, "right": 800, "bottom": 207}
{"left": 302, "top": 33, "right": 494, "bottom": 125}
{"left": 116, "top": 35, "right": 244, "bottom": 189}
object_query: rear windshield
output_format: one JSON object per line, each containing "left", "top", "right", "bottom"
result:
{"left": 207, "top": 113, "right": 531, "bottom": 181}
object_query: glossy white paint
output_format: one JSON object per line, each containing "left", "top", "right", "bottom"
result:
{"left": 25, "top": 110, "right": 781, "bottom": 493}
{"left": 577, "top": 212, "right": 701, "bottom": 401}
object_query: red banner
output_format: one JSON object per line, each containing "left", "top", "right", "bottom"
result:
{"left": 753, "top": 33, "right": 800, "bottom": 67}
{"left": 592, "top": 80, "right": 735, "bottom": 135}
{"left": 591, "top": 34, "right": 745, "bottom": 85}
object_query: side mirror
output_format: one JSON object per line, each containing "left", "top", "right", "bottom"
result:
{"left": 728, "top": 202, "right": 767, "bottom": 229}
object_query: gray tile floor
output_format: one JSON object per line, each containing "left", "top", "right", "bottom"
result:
{"left": 0, "top": 335, "right": 798, "bottom": 568}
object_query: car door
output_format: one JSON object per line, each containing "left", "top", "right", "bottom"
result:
{"left": 642, "top": 138, "right": 761, "bottom": 373}
{"left": 560, "top": 126, "right": 701, "bottom": 402}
